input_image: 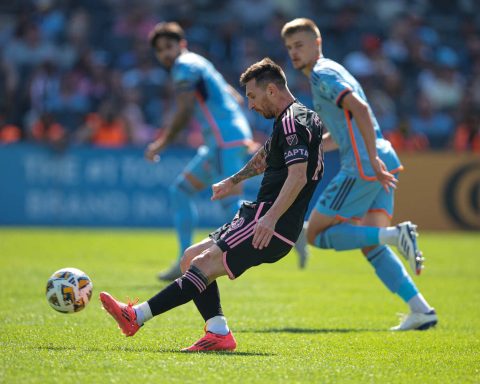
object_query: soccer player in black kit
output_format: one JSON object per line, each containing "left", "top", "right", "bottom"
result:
{"left": 100, "top": 58, "right": 325, "bottom": 352}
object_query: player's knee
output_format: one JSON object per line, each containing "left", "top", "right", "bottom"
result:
{"left": 190, "top": 253, "right": 209, "bottom": 278}
{"left": 190, "top": 250, "right": 222, "bottom": 280}
{"left": 180, "top": 247, "right": 197, "bottom": 273}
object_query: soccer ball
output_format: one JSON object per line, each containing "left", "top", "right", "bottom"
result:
{"left": 46, "top": 268, "right": 93, "bottom": 313}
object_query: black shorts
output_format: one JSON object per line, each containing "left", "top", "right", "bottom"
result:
{"left": 209, "top": 201, "right": 295, "bottom": 279}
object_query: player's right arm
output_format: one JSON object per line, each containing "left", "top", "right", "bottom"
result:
{"left": 341, "top": 92, "right": 397, "bottom": 191}
{"left": 145, "top": 90, "right": 195, "bottom": 161}
{"left": 211, "top": 146, "right": 266, "bottom": 200}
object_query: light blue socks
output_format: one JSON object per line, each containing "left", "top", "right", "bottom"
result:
{"left": 367, "top": 245, "right": 418, "bottom": 302}
{"left": 169, "top": 179, "right": 198, "bottom": 259}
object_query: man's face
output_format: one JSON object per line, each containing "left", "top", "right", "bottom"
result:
{"left": 245, "top": 79, "right": 276, "bottom": 119}
{"left": 284, "top": 31, "right": 319, "bottom": 71}
{"left": 153, "top": 37, "right": 182, "bottom": 69}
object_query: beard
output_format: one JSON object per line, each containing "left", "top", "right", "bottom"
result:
{"left": 263, "top": 111, "right": 275, "bottom": 119}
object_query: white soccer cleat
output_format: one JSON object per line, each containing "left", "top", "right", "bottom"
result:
{"left": 396, "top": 221, "right": 424, "bottom": 275}
{"left": 390, "top": 310, "right": 438, "bottom": 331}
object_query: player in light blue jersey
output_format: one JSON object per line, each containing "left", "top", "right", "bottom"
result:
{"left": 281, "top": 18, "right": 437, "bottom": 331}
{"left": 145, "top": 22, "right": 256, "bottom": 281}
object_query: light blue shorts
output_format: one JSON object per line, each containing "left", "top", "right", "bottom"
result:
{"left": 314, "top": 170, "right": 397, "bottom": 221}
{"left": 184, "top": 145, "right": 248, "bottom": 187}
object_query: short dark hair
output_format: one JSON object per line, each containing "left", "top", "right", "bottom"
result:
{"left": 281, "top": 18, "right": 321, "bottom": 39}
{"left": 148, "top": 22, "right": 185, "bottom": 48}
{"left": 239, "top": 58, "right": 287, "bottom": 89}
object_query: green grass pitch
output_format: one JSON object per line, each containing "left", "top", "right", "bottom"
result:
{"left": 0, "top": 229, "right": 478, "bottom": 383}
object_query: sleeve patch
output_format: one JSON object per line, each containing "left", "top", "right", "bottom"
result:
{"left": 284, "top": 147, "right": 308, "bottom": 164}
{"left": 286, "top": 134, "right": 298, "bottom": 146}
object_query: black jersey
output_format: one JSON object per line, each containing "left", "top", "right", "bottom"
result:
{"left": 256, "top": 100, "right": 324, "bottom": 239}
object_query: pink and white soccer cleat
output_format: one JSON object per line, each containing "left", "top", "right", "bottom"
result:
{"left": 181, "top": 330, "right": 237, "bottom": 352}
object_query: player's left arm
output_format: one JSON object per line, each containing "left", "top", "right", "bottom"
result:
{"left": 342, "top": 92, "right": 397, "bottom": 191}
{"left": 252, "top": 161, "right": 307, "bottom": 249}
{"left": 211, "top": 146, "right": 266, "bottom": 201}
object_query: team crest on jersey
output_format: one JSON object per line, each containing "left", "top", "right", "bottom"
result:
{"left": 230, "top": 217, "right": 245, "bottom": 230}
{"left": 286, "top": 134, "right": 298, "bottom": 146}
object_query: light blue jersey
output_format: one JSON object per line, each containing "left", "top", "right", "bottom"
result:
{"left": 172, "top": 51, "right": 252, "bottom": 149}
{"left": 310, "top": 57, "right": 402, "bottom": 178}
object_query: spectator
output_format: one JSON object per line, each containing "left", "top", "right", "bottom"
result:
{"left": 29, "top": 112, "right": 66, "bottom": 150}
{"left": 409, "top": 93, "right": 455, "bottom": 149}
{"left": 0, "top": 1, "right": 478, "bottom": 151}
{"left": 418, "top": 46, "right": 465, "bottom": 111}
{"left": 453, "top": 111, "right": 480, "bottom": 153}
{"left": 76, "top": 99, "right": 129, "bottom": 147}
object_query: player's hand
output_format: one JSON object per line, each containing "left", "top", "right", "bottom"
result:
{"left": 211, "top": 178, "right": 234, "bottom": 201}
{"left": 145, "top": 139, "right": 165, "bottom": 162}
{"left": 252, "top": 214, "right": 277, "bottom": 250}
{"left": 373, "top": 157, "right": 397, "bottom": 192}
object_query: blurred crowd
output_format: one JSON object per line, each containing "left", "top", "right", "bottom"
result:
{"left": 0, "top": 0, "right": 479, "bottom": 152}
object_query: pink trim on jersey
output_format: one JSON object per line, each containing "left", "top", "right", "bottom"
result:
{"left": 307, "top": 127, "right": 312, "bottom": 143}
{"left": 222, "top": 252, "right": 235, "bottom": 280}
{"left": 273, "top": 231, "right": 295, "bottom": 246}
{"left": 312, "top": 147, "right": 322, "bottom": 180}
{"left": 195, "top": 92, "right": 250, "bottom": 149}
{"left": 285, "top": 158, "right": 304, "bottom": 165}
{"left": 282, "top": 107, "right": 296, "bottom": 135}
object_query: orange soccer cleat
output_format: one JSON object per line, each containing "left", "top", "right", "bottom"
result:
{"left": 99, "top": 292, "right": 140, "bottom": 337}
{"left": 182, "top": 330, "right": 237, "bottom": 352}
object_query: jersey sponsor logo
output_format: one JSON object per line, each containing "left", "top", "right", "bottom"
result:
{"left": 286, "top": 134, "right": 298, "bottom": 146}
{"left": 284, "top": 148, "right": 308, "bottom": 159}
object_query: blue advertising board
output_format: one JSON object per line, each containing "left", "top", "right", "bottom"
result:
{"left": 0, "top": 144, "right": 339, "bottom": 227}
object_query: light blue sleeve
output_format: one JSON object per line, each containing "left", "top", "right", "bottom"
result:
{"left": 172, "top": 62, "right": 200, "bottom": 93}
{"left": 311, "top": 70, "right": 352, "bottom": 107}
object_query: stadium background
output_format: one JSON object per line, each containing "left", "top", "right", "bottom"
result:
{"left": 0, "top": 0, "right": 479, "bottom": 230}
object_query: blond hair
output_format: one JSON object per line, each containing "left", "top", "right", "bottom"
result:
{"left": 281, "top": 18, "right": 321, "bottom": 40}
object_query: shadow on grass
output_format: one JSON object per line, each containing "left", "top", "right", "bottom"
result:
{"left": 237, "top": 327, "right": 385, "bottom": 334}
{"left": 32, "top": 345, "right": 274, "bottom": 356}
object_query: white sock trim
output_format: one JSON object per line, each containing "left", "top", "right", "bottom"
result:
{"left": 378, "top": 227, "right": 399, "bottom": 246}
{"left": 206, "top": 315, "right": 229, "bottom": 335}
{"left": 134, "top": 301, "right": 153, "bottom": 325}
{"left": 408, "top": 293, "right": 432, "bottom": 314}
